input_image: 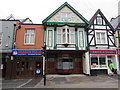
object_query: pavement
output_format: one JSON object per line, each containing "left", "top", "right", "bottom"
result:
{"left": 0, "top": 74, "right": 119, "bottom": 89}
{"left": 35, "top": 74, "right": 119, "bottom": 88}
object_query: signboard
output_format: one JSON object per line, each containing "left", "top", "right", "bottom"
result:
{"left": 90, "top": 50, "right": 117, "bottom": 55}
{"left": 36, "top": 69, "right": 41, "bottom": 74}
{"left": 12, "top": 50, "right": 42, "bottom": 56}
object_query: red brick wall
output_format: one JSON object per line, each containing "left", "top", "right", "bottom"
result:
{"left": 15, "top": 22, "right": 44, "bottom": 49}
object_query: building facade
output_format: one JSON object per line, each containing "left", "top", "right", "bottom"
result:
{"left": 88, "top": 9, "right": 118, "bottom": 75}
{"left": 110, "top": 15, "right": 120, "bottom": 74}
{"left": 0, "top": 16, "right": 18, "bottom": 78}
{"left": 5, "top": 18, "right": 44, "bottom": 79}
{"left": 42, "top": 2, "right": 90, "bottom": 75}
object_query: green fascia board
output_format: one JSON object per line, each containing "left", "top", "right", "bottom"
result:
{"left": 42, "top": 2, "right": 89, "bottom": 24}
{"left": 46, "top": 22, "right": 86, "bottom": 25}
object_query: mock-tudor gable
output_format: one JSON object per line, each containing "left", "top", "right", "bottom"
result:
{"left": 42, "top": 2, "right": 89, "bottom": 24}
{"left": 88, "top": 9, "right": 115, "bottom": 47}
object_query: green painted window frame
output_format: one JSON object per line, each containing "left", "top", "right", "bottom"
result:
{"left": 48, "top": 30, "right": 53, "bottom": 47}
{"left": 79, "top": 31, "right": 84, "bottom": 47}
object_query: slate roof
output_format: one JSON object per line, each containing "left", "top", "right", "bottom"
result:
{"left": 110, "top": 15, "right": 120, "bottom": 30}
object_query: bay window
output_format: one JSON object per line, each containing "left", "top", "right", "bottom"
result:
{"left": 24, "top": 29, "right": 35, "bottom": 44}
{"left": 57, "top": 26, "right": 75, "bottom": 44}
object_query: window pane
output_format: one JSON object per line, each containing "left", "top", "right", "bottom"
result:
{"left": 101, "top": 33, "right": 105, "bottom": 43}
{"left": 57, "top": 28, "right": 62, "bottom": 43}
{"left": 25, "top": 34, "right": 29, "bottom": 43}
{"left": 67, "top": 29, "right": 69, "bottom": 43}
{"left": 30, "top": 34, "right": 34, "bottom": 43}
{"left": 24, "top": 29, "right": 35, "bottom": 44}
{"left": 70, "top": 29, "right": 75, "bottom": 43}
{"left": 97, "top": 17, "right": 102, "bottom": 24}
{"left": 91, "top": 56, "right": 98, "bottom": 65}
{"left": 48, "top": 30, "right": 53, "bottom": 46}
{"left": 79, "top": 31, "right": 83, "bottom": 47}
{"left": 63, "top": 29, "right": 66, "bottom": 43}
{"left": 99, "top": 57, "right": 106, "bottom": 65}
{"left": 96, "top": 32, "right": 100, "bottom": 43}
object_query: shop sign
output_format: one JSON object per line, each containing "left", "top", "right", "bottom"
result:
{"left": 12, "top": 50, "right": 42, "bottom": 56}
{"left": 90, "top": 50, "right": 117, "bottom": 55}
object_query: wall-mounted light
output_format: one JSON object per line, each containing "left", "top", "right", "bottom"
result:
{"left": 5, "top": 44, "right": 8, "bottom": 47}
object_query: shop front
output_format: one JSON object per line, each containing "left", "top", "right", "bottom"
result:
{"left": 46, "top": 50, "right": 84, "bottom": 74}
{"left": 90, "top": 50, "right": 117, "bottom": 75}
{"left": 118, "top": 49, "right": 120, "bottom": 71}
{"left": 5, "top": 49, "right": 43, "bottom": 79}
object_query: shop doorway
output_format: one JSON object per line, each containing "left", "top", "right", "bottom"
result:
{"left": 15, "top": 60, "right": 42, "bottom": 78}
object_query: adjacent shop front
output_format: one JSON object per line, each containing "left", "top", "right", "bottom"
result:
{"left": 90, "top": 50, "right": 117, "bottom": 75}
{"left": 5, "top": 49, "right": 43, "bottom": 79}
{"left": 118, "top": 49, "right": 120, "bottom": 71}
{"left": 46, "top": 50, "right": 85, "bottom": 74}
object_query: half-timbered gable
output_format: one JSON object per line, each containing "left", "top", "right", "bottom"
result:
{"left": 88, "top": 9, "right": 115, "bottom": 48}
{"left": 88, "top": 9, "right": 118, "bottom": 75}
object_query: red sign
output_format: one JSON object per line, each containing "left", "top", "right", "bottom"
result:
{"left": 118, "top": 50, "right": 120, "bottom": 55}
{"left": 90, "top": 50, "right": 117, "bottom": 55}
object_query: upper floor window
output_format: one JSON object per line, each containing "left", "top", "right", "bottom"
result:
{"left": 61, "top": 12, "right": 72, "bottom": 21}
{"left": 24, "top": 29, "right": 35, "bottom": 45}
{"left": 96, "top": 31, "right": 106, "bottom": 44}
{"left": 48, "top": 30, "right": 53, "bottom": 47}
{"left": 57, "top": 26, "right": 75, "bottom": 44}
{"left": 79, "top": 31, "right": 84, "bottom": 47}
{"left": 0, "top": 32, "right": 3, "bottom": 46}
{"left": 97, "top": 17, "right": 102, "bottom": 25}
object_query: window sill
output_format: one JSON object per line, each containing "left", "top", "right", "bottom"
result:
{"left": 24, "top": 44, "right": 35, "bottom": 45}
{"left": 56, "top": 43, "right": 76, "bottom": 45}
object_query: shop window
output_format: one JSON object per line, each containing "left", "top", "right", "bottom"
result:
{"left": 57, "top": 59, "right": 73, "bottom": 69}
{"left": 99, "top": 57, "right": 106, "bottom": 65}
{"left": 48, "top": 58, "right": 54, "bottom": 62}
{"left": 29, "top": 62, "right": 34, "bottom": 70}
{"left": 21, "top": 62, "right": 25, "bottom": 71}
{"left": 26, "top": 62, "right": 29, "bottom": 69}
{"left": 36, "top": 62, "right": 41, "bottom": 68}
{"left": 91, "top": 56, "right": 98, "bottom": 68}
{"left": 17, "top": 61, "right": 20, "bottom": 68}
{"left": 91, "top": 56, "right": 107, "bottom": 69}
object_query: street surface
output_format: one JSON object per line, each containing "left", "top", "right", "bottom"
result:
{"left": 0, "top": 74, "right": 119, "bottom": 89}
